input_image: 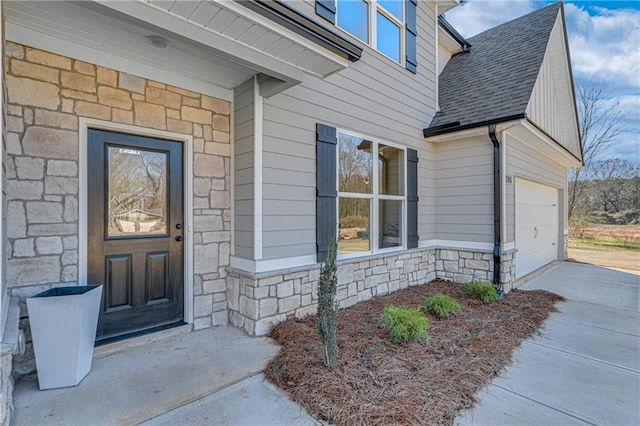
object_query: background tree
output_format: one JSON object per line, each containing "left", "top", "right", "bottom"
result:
{"left": 568, "top": 82, "right": 623, "bottom": 219}
{"left": 588, "top": 159, "right": 639, "bottom": 214}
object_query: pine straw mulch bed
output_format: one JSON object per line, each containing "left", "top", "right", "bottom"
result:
{"left": 265, "top": 280, "right": 564, "bottom": 425}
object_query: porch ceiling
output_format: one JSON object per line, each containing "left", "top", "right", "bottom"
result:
{"left": 3, "top": 0, "right": 352, "bottom": 98}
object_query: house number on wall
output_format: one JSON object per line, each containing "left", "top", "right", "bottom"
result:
{"left": 505, "top": 175, "right": 513, "bottom": 184}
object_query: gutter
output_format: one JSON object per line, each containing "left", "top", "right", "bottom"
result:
{"left": 239, "top": 0, "right": 363, "bottom": 62}
{"left": 423, "top": 114, "right": 526, "bottom": 138}
{"left": 438, "top": 15, "right": 472, "bottom": 52}
{"left": 488, "top": 124, "right": 503, "bottom": 293}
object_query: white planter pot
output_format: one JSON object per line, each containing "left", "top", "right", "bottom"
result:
{"left": 27, "top": 285, "right": 102, "bottom": 390}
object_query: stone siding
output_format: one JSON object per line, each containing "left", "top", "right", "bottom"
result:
{"left": 4, "top": 43, "right": 232, "bottom": 373}
{"left": 435, "top": 248, "right": 516, "bottom": 292}
{"left": 0, "top": 349, "right": 12, "bottom": 426}
{"left": 228, "top": 246, "right": 519, "bottom": 336}
{"left": 227, "top": 249, "right": 437, "bottom": 336}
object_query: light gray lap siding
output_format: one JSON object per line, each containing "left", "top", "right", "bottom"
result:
{"left": 233, "top": 79, "right": 255, "bottom": 259}
{"left": 260, "top": 1, "right": 438, "bottom": 260}
{"left": 434, "top": 136, "right": 494, "bottom": 243}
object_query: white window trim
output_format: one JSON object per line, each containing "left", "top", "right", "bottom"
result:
{"left": 336, "top": 0, "right": 405, "bottom": 65}
{"left": 78, "top": 118, "right": 195, "bottom": 324}
{"left": 336, "top": 129, "right": 407, "bottom": 260}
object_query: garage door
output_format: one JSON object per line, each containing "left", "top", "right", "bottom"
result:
{"left": 515, "top": 179, "right": 558, "bottom": 278}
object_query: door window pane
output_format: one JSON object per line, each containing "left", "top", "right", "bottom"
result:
{"left": 339, "top": 197, "right": 370, "bottom": 254}
{"left": 378, "top": 0, "right": 403, "bottom": 21}
{"left": 107, "top": 146, "right": 167, "bottom": 236}
{"left": 338, "top": 0, "right": 369, "bottom": 43}
{"left": 378, "top": 144, "right": 404, "bottom": 195}
{"left": 379, "top": 199, "right": 403, "bottom": 248}
{"left": 339, "top": 133, "right": 373, "bottom": 194}
{"left": 377, "top": 12, "right": 401, "bottom": 62}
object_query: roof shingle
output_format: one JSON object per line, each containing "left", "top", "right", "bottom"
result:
{"left": 426, "top": 2, "right": 563, "bottom": 134}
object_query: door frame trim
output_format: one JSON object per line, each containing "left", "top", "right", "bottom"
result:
{"left": 79, "top": 118, "right": 195, "bottom": 325}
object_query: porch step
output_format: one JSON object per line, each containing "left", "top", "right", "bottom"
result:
{"left": 12, "top": 326, "right": 280, "bottom": 425}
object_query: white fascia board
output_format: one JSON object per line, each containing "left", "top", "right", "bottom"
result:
{"left": 438, "top": 26, "right": 462, "bottom": 55}
{"left": 424, "top": 119, "right": 523, "bottom": 143}
{"left": 219, "top": 0, "right": 348, "bottom": 70}
{"left": 424, "top": 127, "right": 487, "bottom": 143}
{"left": 94, "top": 0, "right": 304, "bottom": 85}
{"left": 435, "top": 1, "right": 461, "bottom": 14}
{"left": 516, "top": 120, "right": 582, "bottom": 167}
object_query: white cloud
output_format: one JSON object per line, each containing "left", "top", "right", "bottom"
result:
{"left": 444, "top": 0, "right": 537, "bottom": 38}
{"left": 564, "top": 3, "right": 640, "bottom": 91}
{"left": 445, "top": 0, "right": 639, "bottom": 163}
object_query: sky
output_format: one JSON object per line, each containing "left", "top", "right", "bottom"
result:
{"left": 444, "top": 0, "right": 640, "bottom": 163}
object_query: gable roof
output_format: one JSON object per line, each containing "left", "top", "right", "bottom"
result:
{"left": 425, "top": 2, "right": 564, "bottom": 135}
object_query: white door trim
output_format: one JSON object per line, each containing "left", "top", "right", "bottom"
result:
{"left": 79, "top": 118, "right": 195, "bottom": 324}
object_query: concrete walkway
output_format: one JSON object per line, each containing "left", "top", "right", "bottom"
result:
{"left": 13, "top": 326, "right": 315, "bottom": 425}
{"left": 456, "top": 262, "right": 640, "bottom": 425}
{"left": 13, "top": 261, "right": 639, "bottom": 425}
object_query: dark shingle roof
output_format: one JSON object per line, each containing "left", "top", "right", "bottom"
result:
{"left": 425, "top": 2, "right": 563, "bottom": 135}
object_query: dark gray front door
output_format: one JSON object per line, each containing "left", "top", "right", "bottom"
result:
{"left": 88, "top": 129, "right": 184, "bottom": 342}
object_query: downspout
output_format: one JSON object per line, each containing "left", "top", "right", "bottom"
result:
{"left": 488, "top": 124, "right": 504, "bottom": 295}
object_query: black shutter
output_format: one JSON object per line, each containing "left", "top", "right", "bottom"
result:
{"left": 316, "top": 123, "right": 338, "bottom": 262}
{"left": 407, "top": 148, "right": 419, "bottom": 248}
{"left": 316, "top": 0, "right": 336, "bottom": 24}
{"left": 405, "top": 0, "right": 417, "bottom": 73}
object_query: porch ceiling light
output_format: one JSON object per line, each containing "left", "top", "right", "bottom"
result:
{"left": 146, "top": 35, "right": 170, "bottom": 49}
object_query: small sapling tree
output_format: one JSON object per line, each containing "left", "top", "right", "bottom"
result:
{"left": 317, "top": 239, "right": 338, "bottom": 369}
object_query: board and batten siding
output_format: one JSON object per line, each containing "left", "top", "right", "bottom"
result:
{"left": 233, "top": 79, "right": 255, "bottom": 259}
{"left": 526, "top": 52, "right": 562, "bottom": 146}
{"left": 434, "top": 136, "right": 494, "bottom": 243}
{"left": 504, "top": 132, "right": 568, "bottom": 243}
{"left": 257, "top": 0, "right": 439, "bottom": 260}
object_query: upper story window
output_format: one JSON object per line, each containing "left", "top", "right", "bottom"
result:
{"left": 337, "top": 130, "right": 406, "bottom": 257}
{"left": 337, "top": 0, "right": 404, "bottom": 64}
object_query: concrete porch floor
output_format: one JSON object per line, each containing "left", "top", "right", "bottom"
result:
{"left": 12, "top": 326, "right": 314, "bottom": 425}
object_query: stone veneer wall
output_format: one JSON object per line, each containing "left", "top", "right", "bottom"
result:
{"left": 435, "top": 248, "right": 516, "bottom": 292}
{"left": 228, "top": 247, "right": 517, "bottom": 336}
{"left": 3, "top": 42, "right": 231, "bottom": 372}
{"left": 228, "top": 249, "right": 437, "bottom": 335}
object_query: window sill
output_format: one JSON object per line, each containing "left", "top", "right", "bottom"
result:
{"left": 337, "top": 245, "right": 408, "bottom": 264}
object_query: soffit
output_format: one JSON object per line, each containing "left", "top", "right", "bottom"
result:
{"left": 438, "top": 26, "right": 463, "bottom": 55}
{"left": 3, "top": 0, "right": 350, "bottom": 98}
{"left": 138, "top": 0, "right": 349, "bottom": 77}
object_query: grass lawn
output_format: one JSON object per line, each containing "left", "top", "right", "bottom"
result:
{"left": 266, "top": 281, "right": 563, "bottom": 425}
{"left": 569, "top": 236, "right": 640, "bottom": 252}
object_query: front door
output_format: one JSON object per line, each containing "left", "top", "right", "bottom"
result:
{"left": 88, "top": 129, "right": 184, "bottom": 342}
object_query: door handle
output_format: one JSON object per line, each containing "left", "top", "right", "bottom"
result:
{"left": 175, "top": 236, "right": 183, "bottom": 242}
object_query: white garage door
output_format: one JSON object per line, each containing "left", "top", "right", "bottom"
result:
{"left": 515, "top": 179, "right": 559, "bottom": 279}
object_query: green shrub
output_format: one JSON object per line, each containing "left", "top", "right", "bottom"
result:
{"left": 379, "top": 305, "right": 429, "bottom": 343}
{"left": 423, "top": 294, "right": 461, "bottom": 319}
{"left": 462, "top": 282, "right": 499, "bottom": 304}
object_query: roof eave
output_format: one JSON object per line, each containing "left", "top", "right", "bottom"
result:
{"left": 423, "top": 114, "right": 527, "bottom": 138}
{"left": 438, "top": 15, "right": 471, "bottom": 51}
{"left": 239, "top": 0, "right": 363, "bottom": 62}
{"left": 558, "top": 2, "right": 584, "bottom": 163}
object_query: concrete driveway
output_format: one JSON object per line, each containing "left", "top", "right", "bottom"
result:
{"left": 456, "top": 261, "right": 640, "bottom": 425}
